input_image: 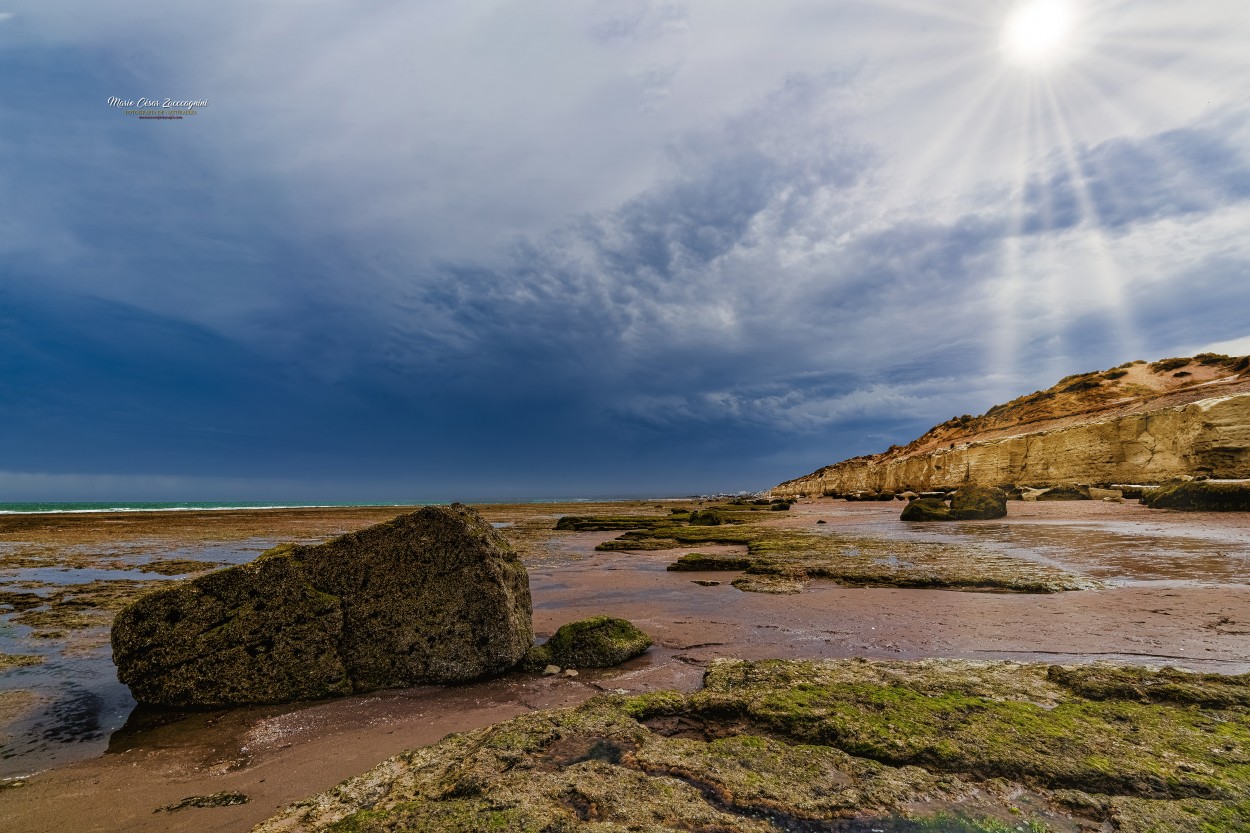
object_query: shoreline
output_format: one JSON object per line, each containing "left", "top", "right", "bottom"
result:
{"left": 1, "top": 498, "right": 1248, "bottom": 832}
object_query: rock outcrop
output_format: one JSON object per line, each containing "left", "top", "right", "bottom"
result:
{"left": 899, "top": 497, "right": 952, "bottom": 521}
{"left": 772, "top": 355, "right": 1250, "bottom": 499}
{"left": 255, "top": 659, "right": 1250, "bottom": 833}
{"left": 1142, "top": 480, "right": 1250, "bottom": 511}
{"left": 948, "top": 485, "right": 1008, "bottom": 519}
{"left": 111, "top": 504, "right": 533, "bottom": 707}
{"left": 899, "top": 486, "right": 1008, "bottom": 522}
{"left": 521, "top": 616, "right": 652, "bottom": 671}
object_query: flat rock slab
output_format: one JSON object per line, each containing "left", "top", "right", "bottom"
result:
{"left": 111, "top": 504, "right": 533, "bottom": 707}
{"left": 255, "top": 658, "right": 1250, "bottom": 833}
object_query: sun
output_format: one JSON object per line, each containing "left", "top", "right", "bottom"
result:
{"left": 1002, "top": 0, "right": 1075, "bottom": 67}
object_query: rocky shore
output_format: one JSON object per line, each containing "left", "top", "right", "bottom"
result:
{"left": 2, "top": 498, "right": 1248, "bottom": 833}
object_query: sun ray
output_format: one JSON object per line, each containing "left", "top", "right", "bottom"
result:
{"left": 1037, "top": 78, "right": 1141, "bottom": 358}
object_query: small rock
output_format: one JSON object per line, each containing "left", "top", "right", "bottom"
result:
{"left": 519, "top": 616, "right": 652, "bottom": 671}
{"left": 691, "top": 580, "right": 722, "bottom": 587}
{"left": 542, "top": 664, "right": 561, "bottom": 676}
{"left": 156, "top": 792, "right": 249, "bottom": 813}
{"left": 562, "top": 669, "right": 579, "bottom": 678}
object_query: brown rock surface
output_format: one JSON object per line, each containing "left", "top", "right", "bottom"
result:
{"left": 110, "top": 504, "right": 533, "bottom": 707}
{"left": 772, "top": 355, "right": 1250, "bottom": 498}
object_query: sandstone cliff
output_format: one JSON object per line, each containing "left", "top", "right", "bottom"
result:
{"left": 771, "top": 354, "right": 1250, "bottom": 498}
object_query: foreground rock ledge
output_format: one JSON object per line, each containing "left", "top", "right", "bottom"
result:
{"left": 255, "top": 658, "right": 1250, "bottom": 833}
{"left": 111, "top": 504, "right": 532, "bottom": 707}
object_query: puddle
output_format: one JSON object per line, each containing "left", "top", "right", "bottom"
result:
{"left": 0, "top": 538, "right": 277, "bottom": 778}
{"left": 824, "top": 519, "right": 1250, "bottom": 585}
{"left": 3, "top": 508, "right": 1249, "bottom": 782}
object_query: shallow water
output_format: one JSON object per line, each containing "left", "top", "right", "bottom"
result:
{"left": 2, "top": 507, "right": 1249, "bottom": 782}
{"left": 825, "top": 517, "right": 1250, "bottom": 585}
{"left": 0, "top": 538, "right": 278, "bottom": 779}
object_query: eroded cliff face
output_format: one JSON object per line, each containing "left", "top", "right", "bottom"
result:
{"left": 771, "top": 392, "right": 1250, "bottom": 498}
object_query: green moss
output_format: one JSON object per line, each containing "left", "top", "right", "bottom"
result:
{"left": 597, "top": 522, "right": 1093, "bottom": 593}
{"left": 135, "top": 558, "right": 229, "bottom": 575}
{"left": 0, "top": 653, "right": 44, "bottom": 671}
{"left": 259, "top": 658, "right": 1250, "bottom": 833}
{"left": 948, "top": 486, "right": 1007, "bottom": 520}
{"left": 525, "top": 616, "right": 652, "bottom": 670}
{"left": 156, "top": 791, "right": 250, "bottom": 812}
{"left": 554, "top": 515, "right": 674, "bottom": 531}
{"left": 901, "top": 497, "right": 952, "bottom": 521}
{"left": 1048, "top": 664, "right": 1250, "bottom": 707}
{"left": 666, "top": 553, "right": 752, "bottom": 571}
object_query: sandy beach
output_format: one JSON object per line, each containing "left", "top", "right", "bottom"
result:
{"left": 1, "top": 498, "right": 1248, "bottom": 832}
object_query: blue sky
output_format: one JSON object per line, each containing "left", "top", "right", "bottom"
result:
{"left": 2, "top": 1, "right": 1249, "bottom": 501}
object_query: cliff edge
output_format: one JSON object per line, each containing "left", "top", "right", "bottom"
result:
{"left": 770, "top": 354, "right": 1250, "bottom": 498}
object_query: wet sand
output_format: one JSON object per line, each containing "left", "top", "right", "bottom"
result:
{"left": 2, "top": 498, "right": 1248, "bottom": 832}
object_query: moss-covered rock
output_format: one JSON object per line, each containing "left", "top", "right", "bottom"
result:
{"left": 111, "top": 505, "right": 533, "bottom": 707}
{"left": 1036, "top": 484, "right": 1091, "bottom": 501}
{"left": 1142, "top": 480, "right": 1250, "bottom": 511}
{"left": 554, "top": 515, "right": 672, "bottom": 531}
{"left": 257, "top": 658, "right": 1250, "bottom": 833}
{"left": 521, "top": 616, "right": 652, "bottom": 671}
{"left": 949, "top": 486, "right": 1008, "bottom": 520}
{"left": 900, "top": 497, "right": 952, "bottom": 521}
{"left": 596, "top": 521, "right": 1094, "bottom": 593}
{"left": 666, "top": 553, "right": 751, "bottom": 571}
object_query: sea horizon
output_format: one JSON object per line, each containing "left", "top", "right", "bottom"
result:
{"left": 0, "top": 494, "right": 734, "bottom": 514}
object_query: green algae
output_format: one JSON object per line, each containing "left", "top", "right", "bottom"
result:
{"left": 134, "top": 558, "right": 230, "bottom": 575}
{"left": 0, "top": 653, "right": 43, "bottom": 671}
{"left": 555, "top": 516, "right": 680, "bottom": 531}
{"left": 260, "top": 658, "right": 1246, "bottom": 833}
{"left": 901, "top": 498, "right": 952, "bottom": 521}
{"left": 155, "top": 791, "right": 250, "bottom": 812}
{"left": 666, "top": 553, "right": 752, "bottom": 571}
{"left": 522, "top": 616, "right": 652, "bottom": 671}
{"left": 10, "top": 579, "right": 166, "bottom": 638}
{"left": 612, "top": 524, "right": 1095, "bottom": 593}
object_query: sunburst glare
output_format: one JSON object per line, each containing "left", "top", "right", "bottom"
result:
{"left": 1002, "top": 0, "right": 1076, "bottom": 67}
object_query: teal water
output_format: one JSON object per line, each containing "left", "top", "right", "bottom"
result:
{"left": 0, "top": 501, "right": 422, "bottom": 514}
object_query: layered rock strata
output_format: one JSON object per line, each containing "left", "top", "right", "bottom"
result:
{"left": 773, "top": 392, "right": 1250, "bottom": 499}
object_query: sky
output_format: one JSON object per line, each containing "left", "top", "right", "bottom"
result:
{"left": 1, "top": 0, "right": 1249, "bottom": 501}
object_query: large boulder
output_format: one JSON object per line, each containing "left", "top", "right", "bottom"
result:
{"left": 949, "top": 486, "right": 1008, "bottom": 520}
{"left": 111, "top": 504, "right": 533, "bottom": 707}
{"left": 1142, "top": 480, "right": 1250, "bottom": 511}
{"left": 900, "top": 497, "right": 952, "bottom": 521}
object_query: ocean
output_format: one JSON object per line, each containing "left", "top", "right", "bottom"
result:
{"left": 0, "top": 501, "right": 420, "bottom": 514}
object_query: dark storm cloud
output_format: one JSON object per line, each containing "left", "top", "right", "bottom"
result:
{"left": 3, "top": 1, "right": 1250, "bottom": 498}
